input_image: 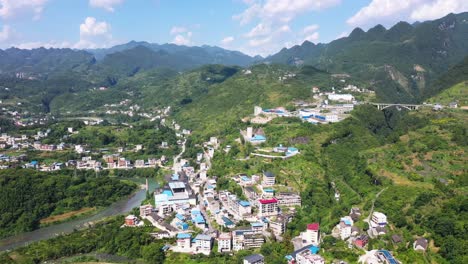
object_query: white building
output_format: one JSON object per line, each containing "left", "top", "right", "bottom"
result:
{"left": 218, "top": 233, "right": 232, "bottom": 252}
{"left": 328, "top": 93, "right": 354, "bottom": 102}
{"left": 154, "top": 182, "right": 196, "bottom": 214}
{"left": 176, "top": 233, "right": 191, "bottom": 249}
{"left": 336, "top": 216, "right": 354, "bottom": 240}
{"left": 370, "top": 212, "right": 387, "bottom": 228}
{"left": 195, "top": 234, "right": 212, "bottom": 252}
{"left": 210, "top": 137, "right": 218, "bottom": 146}
{"left": 262, "top": 171, "right": 275, "bottom": 186}
{"left": 238, "top": 200, "right": 252, "bottom": 216}
{"left": 276, "top": 192, "right": 302, "bottom": 207}
{"left": 301, "top": 223, "right": 320, "bottom": 246}
{"left": 296, "top": 252, "right": 325, "bottom": 264}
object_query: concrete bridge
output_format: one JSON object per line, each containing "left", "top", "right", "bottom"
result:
{"left": 370, "top": 103, "right": 423, "bottom": 111}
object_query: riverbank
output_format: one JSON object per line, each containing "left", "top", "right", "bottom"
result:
{"left": 0, "top": 177, "right": 158, "bottom": 252}
{"left": 40, "top": 207, "right": 97, "bottom": 226}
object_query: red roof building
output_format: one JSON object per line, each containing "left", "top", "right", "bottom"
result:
{"left": 258, "top": 198, "right": 278, "bottom": 217}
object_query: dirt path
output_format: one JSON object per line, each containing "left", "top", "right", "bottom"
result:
{"left": 40, "top": 207, "right": 96, "bottom": 224}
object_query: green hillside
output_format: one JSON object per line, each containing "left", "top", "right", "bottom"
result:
{"left": 173, "top": 64, "right": 332, "bottom": 135}
{"left": 428, "top": 82, "right": 468, "bottom": 106}
{"left": 267, "top": 12, "right": 468, "bottom": 103}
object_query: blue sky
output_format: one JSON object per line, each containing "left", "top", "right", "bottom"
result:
{"left": 0, "top": 0, "right": 467, "bottom": 56}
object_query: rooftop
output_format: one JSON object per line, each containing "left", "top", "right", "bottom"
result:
{"left": 218, "top": 233, "right": 231, "bottom": 239}
{"left": 259, "top": 198, "right": 278, "bottom": 204}
{"left": 176, "top": 233, "right": 191, "bottom": 239}
{"left": 169, "top": 181, "right": 186, "bottom": 189}
{"left": 244, "top": 254, "right": 264, "bottom": 263}
{"left": 239, "top": 200, "right": 251, "bottom": 207}
{"left": 251, "top": 222, "right": 264, "bottom": 227}
{"left": 377, "top": 250, "right": 398, "bottom": 264}
{"left": 307, "top": 223, "right": 320, "bottom": 231}
{"left": 195, "top": 234, "right": 212, "bottom": 241}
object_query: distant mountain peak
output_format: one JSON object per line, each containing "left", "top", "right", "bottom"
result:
{"left": 368, "top": 24, "right": 386, "bottom": 32}
{"left": 349, "top": 27, "right": 365, "bottom": 39}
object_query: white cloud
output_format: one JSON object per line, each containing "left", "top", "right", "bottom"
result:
{"left": 410, "top": 0, "right": 468, "bottom": 21}
{"left": 0, "top": 0, "right": 48, "bottom": 20}
{"left": 243, "top": 24, "right": 298, "bottom": 56}
{"left": 335, "top": 31, "right": 349, "bottom": 39}
{"left": 244, "top": 23, "right": 271, "bottom": 38}
{"left": 347, "top": 0, "right": 468, "bottom": 28}
{"left": 172, "top": 32, "right": 193, "bottom": 46}
{"left": 248, "top": 36, "right": 272, "bottom": 47}
{"left": 233, "top": 3, "right": 262, "bottom": 25}
{"left": 303, "top": 24, "right": 319, "bottom": 35}
{"left": 75, "top": 17, "right": 112, "bottom": 49}
{"left": 170, "top": 26, "right": 187, "bottom": 35}
{"left": 233, "top": 1, "right": 332, "bottom": 56}
{"left": 304, "top": 32, "right": 319, "bottom": 42}
{"left": 89, "top": 0, "right": 124, "bottom": 12}
{"left": 234, "top": 0, "right": 341, "bottom": 25}
{"left": 221, "top": 36, "right": 235, "bottom": 45}
{"left": 80, "top": 17, "right": 111, "bottom": 37}
{"left": 0, "top": 25, "right": 11, "bottom": 42}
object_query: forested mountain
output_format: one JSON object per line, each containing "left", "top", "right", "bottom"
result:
{"left": 89, "top": 41, "right": 259, "bottom": 66}
{"left": 267, "top": 12, "right": 468, "bottom": 103}
{"left": 0, "top": 42, "right": 257, "bottom": 79}
{"left": 0, "top": 47, "right": 95, "bottom": 77}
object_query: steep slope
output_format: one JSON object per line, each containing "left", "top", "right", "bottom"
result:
{"left": 425, "top": 55, "right": 468, "bottom": 99}
{"left": 267, "top": 12, "right": 468, "bottom": 103}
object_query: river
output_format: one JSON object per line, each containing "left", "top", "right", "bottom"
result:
{"left": 0, "top": 177, "right": 158, "bottom": 252}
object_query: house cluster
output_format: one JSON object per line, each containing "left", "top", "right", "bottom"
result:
{"left": 286, "top": 223, "right": 324, "bottom": 264}
{"left": 214, "top": 171, "right": 300, "bottom": 239}
{"left": 251, "top": 100, "right": 355, "bottom": 125}
{"left": 0, "top": 130, "right": 54, "bottom": 150}
{"left": 0, "top": 125, "right": 174, "bottom": 170}
{"left": 7, "top": 152, "right": 167, "bottom": 172}
{"left": 139, "top": 134, "right": 304, "bottom": 256}
{"left": 0, "top": 105, "right": 52, "bottom": 127}
{"left": 368, "top": 211, "right": 388, "bottom": 238}
{"left": 286, "top": 245, "right": 324, "bottom": 264}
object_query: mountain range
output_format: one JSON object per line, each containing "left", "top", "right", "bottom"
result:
{"left": 0, "top": 12, "right": 467, "bottom": 113}
{"left": 267, "top": 12, "right": 468, "bottom": 102}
